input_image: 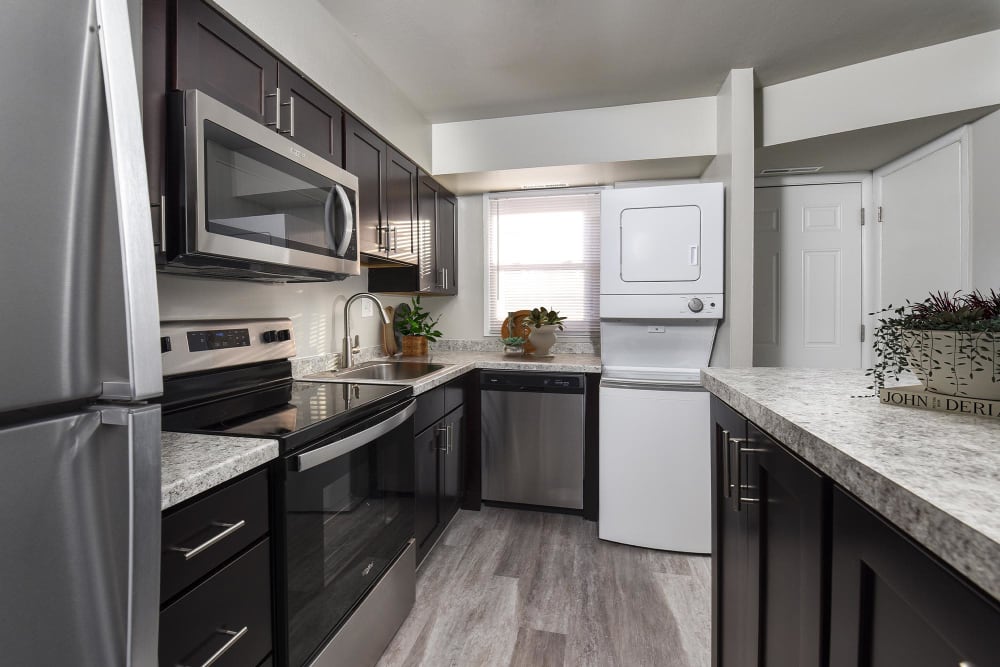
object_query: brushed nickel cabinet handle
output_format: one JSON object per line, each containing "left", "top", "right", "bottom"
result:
{"left": 170, "top": 520, "right": 246, "bottom": 560}
{"left": 179, "top": 626, "right": 248, "bottom": 667}
{"left": 721, "top": 429, "right": 732, "bottom": 499}
{"left": 265, "top": 87, "right": 281, "bottom": 130}
{"left": 279, "top": 95, "right": 295, "bottom": 136}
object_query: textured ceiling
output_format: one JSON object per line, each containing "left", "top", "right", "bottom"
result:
{"left": 320, "top": 0, "right": 1000, "bottom": 122}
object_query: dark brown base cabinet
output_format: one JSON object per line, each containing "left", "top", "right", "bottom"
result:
{"left": 414, "top": 377, "right": 468, "bottom": 564}
{"left": 711, "top": 396, "right": 1000, "bottom": 667}
{"left": 159, "top": 470, "right": 273, "bottom": 666}
{"left": 711, "top": 397, "right": 827, "bottom": 667}
{"left": 829, "top": 489, "right": 1000, "bottom": 667}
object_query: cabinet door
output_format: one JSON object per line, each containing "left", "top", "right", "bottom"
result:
{"left": 829, "top": 488, "right": 1000, "bottom": 667}
{"left": 439, "top": 407, "right": 465, "bottom": 524}
{"left": 414, "top": 425, "right": 440, "bottom": 563}
{"left": 345, "top": 115, "right": 387, "bottom": 256}
{"left": 174, "top": 0, "right": 278, "bottom": 125}
{"left": 276, "top": 63, "right": 343, "bottom": 167}
{"left": 743, "top": 424, "right": 826, "bottom": 667}
{"left": 385, "top": 148, "right": 419, "bottom": 264}
{"left": 710, "top": 397, "right": 748, "bottom": 667}
{"left": 435, "top": 192, "right": 458, "bottom": 294}
{"left": 416, "top": 173, "right": 439, "bottom": 292}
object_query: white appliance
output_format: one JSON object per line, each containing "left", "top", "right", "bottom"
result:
{"left": 599, "top": 183, "right": 723, "bottom": 553}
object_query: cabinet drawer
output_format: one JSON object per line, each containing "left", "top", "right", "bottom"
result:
{"left": 443, "top": 375, "right": 465, "bottom": 415}
{"left": 414, "top": 387, "right": 445, "bottom": 433}
{"left": 161, "top": 469, "right": 269, "bottom": 602}
{"left": 159, "top": 538, "right": 272, "bottom": 667}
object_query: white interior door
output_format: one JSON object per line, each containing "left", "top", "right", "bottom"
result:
{"left": 875, "top": 134, "right": 969, "bottom": 311}
{"left": 754, "top": 183, "right": 863, "bottom": 368}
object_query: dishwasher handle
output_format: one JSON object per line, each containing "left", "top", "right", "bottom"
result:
{"left": 480, "top": 371, "right": 585, "bottom": 394}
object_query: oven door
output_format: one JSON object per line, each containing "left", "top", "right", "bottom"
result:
{"left": 278, "top": 399, "right": 415, "bottom": 667}
{"left": 182, "top": 89, "right": 360, "bottom": 277}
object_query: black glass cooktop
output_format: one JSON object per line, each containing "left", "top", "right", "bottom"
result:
{"left": 162, "top": 377, "right": 412, "bottom": 452}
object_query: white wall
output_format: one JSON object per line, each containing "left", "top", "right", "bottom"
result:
{"left": 703, "top": 69, "right": 756, "bottom": 368}
{"left": 157, "top": 271, "right": 386, "bottom": 359}
{"left": 213, "top": 0, "right": 431, "bottom": 168}
{"left": 762, "top": 30, "right": 1000, "bottom": 147}
{"left": 970, "top": 109, "right": 1000, "bottom": 289}
{"left": 432, "top": 97, "right": 716, "bottom": 175}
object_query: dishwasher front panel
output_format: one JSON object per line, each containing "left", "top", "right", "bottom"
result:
{"left": 481, "top": 388, "right": 585, "bottom": 509}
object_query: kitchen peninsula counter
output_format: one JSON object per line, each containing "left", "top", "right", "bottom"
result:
{"left": 702, "top": 367, "right": 1000, "bottom": 601}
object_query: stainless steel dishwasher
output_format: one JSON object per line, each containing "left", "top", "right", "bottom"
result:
{"left": 481, "top": 371, "right": 586, "bottom": 510}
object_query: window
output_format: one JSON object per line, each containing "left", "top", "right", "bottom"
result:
{"left": 485, "top": 189, "right": 602, "bottom": 337}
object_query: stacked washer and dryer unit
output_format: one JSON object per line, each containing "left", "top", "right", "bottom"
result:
{"left": 598, "top": 183, "right": 724, "bottom": 553}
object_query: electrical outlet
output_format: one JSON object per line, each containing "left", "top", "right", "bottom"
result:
{"left": 361, "top": 300, "right": 374, "bottom": 318}
{"left": 647, "top": 325, "right": 666, "bottom": 333}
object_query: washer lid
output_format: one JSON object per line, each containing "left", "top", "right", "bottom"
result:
{"left": 601, "top": 365, "right": 702, "bottom": 385}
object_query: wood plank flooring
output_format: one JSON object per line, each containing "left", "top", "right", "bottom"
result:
{"left": 377, "top": 506, "right": 711, "bottom": 667}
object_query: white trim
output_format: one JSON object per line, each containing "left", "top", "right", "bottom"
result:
{"left": 482, "top": 192, "right": 492, "bottom": 337}
{"left": 753, "top": 172, "right": 875, "bottom": 369}
{"left": 873, "top": 125, "right": 972, "bottom": 315}
{"left": 484, "top": 185, "right": 610, "bottom": 200}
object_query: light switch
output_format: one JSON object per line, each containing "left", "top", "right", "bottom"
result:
{"left": 361, "top": 300, "right": 374, "bottom": 317}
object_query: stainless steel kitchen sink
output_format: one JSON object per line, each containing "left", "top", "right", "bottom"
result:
{"left": 326, "top": 361, "right": 449, "bottom": 381}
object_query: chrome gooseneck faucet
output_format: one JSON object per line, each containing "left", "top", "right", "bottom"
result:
{"left": 342, "top": 293, "right": 391, "bottom": 369}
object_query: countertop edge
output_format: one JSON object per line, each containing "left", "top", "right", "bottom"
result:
{"left": 161, "top": 433, "right": 279, "bottom": 511}
{"left": 701, "top": 369, "right": 1000, "bottom": 602}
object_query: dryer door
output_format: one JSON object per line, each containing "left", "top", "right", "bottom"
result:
{"left": 620, "top": 205, "right": 701, "bottom": 282}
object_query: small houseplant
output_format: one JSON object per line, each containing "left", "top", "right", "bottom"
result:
{"left": 868, "top": 290, "right": 1000, "bottom": 399}
{"left": 523, "top": 307, "right": 567, "bottom": 357}
{"left": 501, "top": 336, "right": 526, "bottom": 356}
{"left": 395, "top": 296, "right": 442, "bottom": 356}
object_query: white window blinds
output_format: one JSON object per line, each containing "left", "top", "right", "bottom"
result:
{"left": 486, "top": 190, "right": 602, "bottom": 337}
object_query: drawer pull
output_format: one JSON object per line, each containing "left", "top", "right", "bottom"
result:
{"left": 180, "top": 626, "right": 248, "bottom": 667}
{"left": 171, "top": 520, "right": 246, "bottom": 560}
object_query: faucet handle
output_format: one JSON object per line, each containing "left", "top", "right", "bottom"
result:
{"left": 351, "top": 334, "right": 360, "bottom": 355}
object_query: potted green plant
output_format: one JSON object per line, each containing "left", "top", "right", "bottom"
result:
{"left": 868, "top": 290, "right": 1000, "bottom": 399}
{"left": 501, "top": 335, "right": 526, "bottom": 356}
{"left": 395, "top": 296, "right": 443, "bottom": 356}
{"left": 523, "top": 307, "right": 567, "bottom": 357}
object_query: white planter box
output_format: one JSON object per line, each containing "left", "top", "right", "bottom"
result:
{"left": 902, "top": 329, "right": 1000, "bottom": 400}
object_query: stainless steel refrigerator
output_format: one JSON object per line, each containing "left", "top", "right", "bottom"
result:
{"left": 0, "top": 0, "right": 162, "bottom": 664}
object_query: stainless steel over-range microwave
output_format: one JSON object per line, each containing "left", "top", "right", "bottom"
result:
{"left": 161, "top": 89, "right": 360, "bottom": 282}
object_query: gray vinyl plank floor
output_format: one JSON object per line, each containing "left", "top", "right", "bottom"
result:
{"left": 377, "top": 506, "right": 711, "bottom": 667}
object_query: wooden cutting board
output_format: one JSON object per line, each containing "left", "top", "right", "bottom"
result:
{"left": 382, "top": 306, "right": 397, "bottom": 356}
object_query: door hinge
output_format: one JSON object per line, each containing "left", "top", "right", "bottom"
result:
{"left": 860, "top": 208, "right": 865, "bottom": 226}
{"left": 877, "top": 206, "right": 883, "bottom": 223}
{"left": 860, "top": 323, "right": 866, "bottom": 343}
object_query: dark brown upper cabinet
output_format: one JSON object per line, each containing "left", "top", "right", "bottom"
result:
{"left": 345, "top": 115, "right": 389, "bottom": 258}
{"left": 173, "top": 0, "right": 278, "bottom": 126}
{"left": 275, "top": 63, "right": 344, "bottom": 168}
{"left": 385, "top": 147, "right": 419, "bottom": 265}
{"left": 435, "top": 190, "right": 458, "bottom": 295}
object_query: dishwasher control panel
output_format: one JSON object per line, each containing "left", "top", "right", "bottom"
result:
{"left": 481, "top": 371, "right": 585, "bottom": 393}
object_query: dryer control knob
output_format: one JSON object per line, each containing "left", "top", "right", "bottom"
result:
{"left": 688, "top": 298, "right": 704, "bottom": 313}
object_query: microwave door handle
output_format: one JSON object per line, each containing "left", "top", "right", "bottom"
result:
{"left": 293, "top": 400, "right": 415, "bottom": 471}
{"left": 333, "top": 183, "right": 354, "bottom": 257}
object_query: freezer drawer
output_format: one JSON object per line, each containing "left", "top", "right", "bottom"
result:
{"left": 481, "top": 374, "right": 585, "bottom": 510}
{"left": 0, "top": 405, "right": 161, "bottom": 666}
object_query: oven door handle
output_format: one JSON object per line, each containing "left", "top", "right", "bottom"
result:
{"left": 292, "top": 399, "right": 415, "bottom": 472}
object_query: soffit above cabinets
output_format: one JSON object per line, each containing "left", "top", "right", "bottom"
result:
{"left": 319, "top": 0, "right": 1000, "bottom": 122}
{"left": 754, "top": 106, "right": 999, "bottom": 174}
{"left": 433, "top": 156, "right": 714, "bottom": 196}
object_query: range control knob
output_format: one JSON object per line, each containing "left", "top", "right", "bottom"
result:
{"left": 261, "top": 330, "right": 278, "bottom": 343}
{"left": 688, "top": 298, "right": 704, "bottom": 313}
{"left": 276, "top": 329, "right": 291, "bottom": 342}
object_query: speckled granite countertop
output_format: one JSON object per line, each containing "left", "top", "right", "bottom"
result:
{"left": 161, "top": 432, "right": 279, "bottom": 510}
{"left": 304, "top": 351, "right": 602, "bottom": 395}
{"left": 702, "top": 367, "right": 1000, "bottom": 601}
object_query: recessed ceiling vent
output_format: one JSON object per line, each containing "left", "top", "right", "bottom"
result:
{"left": 759, "top": 166, "right": 823, "bottom": 175}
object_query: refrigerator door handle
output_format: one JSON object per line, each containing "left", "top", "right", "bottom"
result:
{"left": 95, "top": 0, "right": 163, "bottom": 401}
{"left": 95, "top": 404, "right": 162, "bottom": 667}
